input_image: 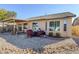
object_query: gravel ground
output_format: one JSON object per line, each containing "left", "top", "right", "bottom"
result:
{"left": 0, "top": 33, "right": 63, "bottom": 49}
{"left": 73, "top": 36, "right": 79, "bottom": 45}
{"left": 1, "top": 33, "right": 79, "bottom": 54}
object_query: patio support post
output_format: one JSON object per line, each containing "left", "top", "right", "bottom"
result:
{"left": 22, "top": 24, "right": 24, "bottom": 31}
{"left": 2, "top": 21, "right": 4, "bottom": 32}
{"left": 12, "top": 19, "right": 16, "bottom": 35}
{"left": 46, "top": 21, "right": 49, "bottom": 35}
{"left": 16, "top": 25, "right": 18, "bottom": 33}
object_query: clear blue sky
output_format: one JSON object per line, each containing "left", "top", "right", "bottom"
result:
{"left": 0, "top": 4, "right": 79, "bottom": 19}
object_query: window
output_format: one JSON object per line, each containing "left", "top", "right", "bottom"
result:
{"left": 55, "top": 21, "right": 60, "bottom": 31}
{"left": 49, "top": 21, "right": 55, "bottom": 31}
{"left": 32, "top": 22, "right": 39, "bottom": 31}
{"left": 18, "top": 24, "right": 22, "bottom": 31}
{"left": 64, "top": 18, "right": 67, "bottom": 31}
{"left": 64, "top": 24, "right": 67, "bottom": 31}
{"left": 49, "top": 21, "right": 60, "bottom": 31}
{"left": 23, "top": 23, "right": 28, "bottom": 29}
{"left": 45, "top": 22, "right": 47, "bottom": 31}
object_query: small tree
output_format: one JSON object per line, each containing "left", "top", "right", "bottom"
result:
{"left": 0, "top": 9, "right": 16, "bottom": 33}
{"left": 0, "top": 9, "right": 16, "bottom": 21}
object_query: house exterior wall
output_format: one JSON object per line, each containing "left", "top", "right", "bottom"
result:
{"left": 15, "top": 22, "right": 27, "bottom": 32}
{"left": 66, "top": 17, "right": 72, "bottom": 37}
{"left": 59, "top": 17, "right": 72, "bottom": 37}
{"left": 26, "top": 17, "right": 72, "bottom": 37}
{"left": 27, "top": 20, "right": 47, "bottom": 31}
{"left": 15, "top": 17, "right": 72, "bottom": 37}
{"left": 27, "top": 21, "right": 32, "bottom": 29}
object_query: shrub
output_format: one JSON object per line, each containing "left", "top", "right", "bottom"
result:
{"left": 56, "top": 33, "right": 60, "bottom": 37}
{"left": 48, "top": 32, "right": 53, "bottom": 37}
{"left": 72, "top": 26, "right": 79, "bottom": 36}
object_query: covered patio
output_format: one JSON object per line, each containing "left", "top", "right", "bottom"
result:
{"left": 0, "top": 18, "right": 27, "bottom": 34}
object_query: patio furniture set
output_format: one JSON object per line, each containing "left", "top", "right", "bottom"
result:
{"left": 26, "top": 29, "right": 46, "bottom": 37}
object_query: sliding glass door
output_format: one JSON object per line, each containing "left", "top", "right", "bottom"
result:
{"left": 49, "top": 21, "right": 60, "bottom": 31}
{"left": 32, "top": 22, "right": 39, "bottom": 31}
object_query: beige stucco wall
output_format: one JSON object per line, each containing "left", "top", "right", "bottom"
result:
{"left": 65, "top": 17, "right": 72, "bottom": 37}
{"left": 27, "top": 21, "right": 32, "bottom": 29}
{"left": 24, "top": 17, "right": 72, "bottom": 37}
{"left": 26, "top": 20, "right": 47, "bottom": 31}
{"left": 59, "top": 17, "right": 72, "bottom": 37}
{"left": 38, "top": 20, "right": 47, "bottom": 31}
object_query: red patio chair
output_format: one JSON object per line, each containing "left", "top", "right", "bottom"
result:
{"left": 27, "top": 29, "right": 33, "bottom": 37}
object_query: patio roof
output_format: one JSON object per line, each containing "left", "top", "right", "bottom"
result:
{"left": 15, "top": 19, "right": 26, "bottom": 22}
{"left": 25, "top": 12, "right": 76, "bottom": 21}
{"left": 1, "top": 18, "right": 26, "bottom": 23}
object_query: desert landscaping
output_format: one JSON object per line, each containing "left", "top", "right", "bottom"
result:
{"left": 0, "top": 33, "right": 79, "bottom": 54}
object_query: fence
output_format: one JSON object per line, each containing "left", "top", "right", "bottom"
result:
{"left": 72, "top": 26, "right": 79, "bottom": 36}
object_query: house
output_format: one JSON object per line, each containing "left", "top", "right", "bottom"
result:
{"left": 0, "top": 12, "right": 76, "bottom": 37}
{"left": 24, "top": 12, "right": 76, "bottom": 37}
